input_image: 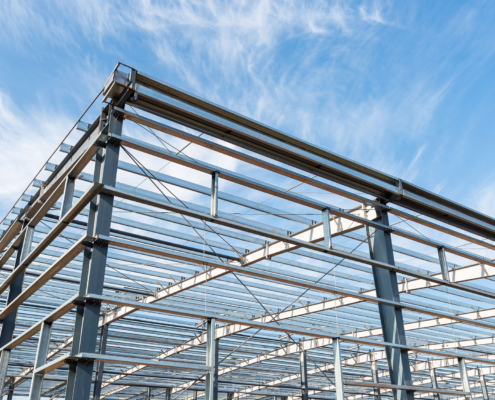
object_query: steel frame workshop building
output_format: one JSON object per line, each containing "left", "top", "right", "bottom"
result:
{"left": 1, "top": 64, "right": 495, "bottom": 400}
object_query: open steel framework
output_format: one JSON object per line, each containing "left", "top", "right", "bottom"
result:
{"left": 1, "top": 64, "right": 495, "bottom": 400}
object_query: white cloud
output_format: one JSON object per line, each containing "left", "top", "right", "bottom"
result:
{"left": 0, "top": 90, "right": 72, "bottom": 219}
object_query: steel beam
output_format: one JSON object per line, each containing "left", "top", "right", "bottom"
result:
{"left": 366, "top": 207, "right": 413, "bottom": 400}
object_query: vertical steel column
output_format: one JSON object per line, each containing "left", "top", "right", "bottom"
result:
{"left": 366, "top": 207, "right": 413, "bottom": 400}
{"left": 300, "top": 351, "right": 309, "bottom": 400}
{"left": 92, "top": 325, "right": 109, "bottom": 400}
{"left": 165, "top": 387, "right": 171, "bottom": 400}
{"left": 371, "top": 358, "right": 381, "bottom": 400}
{"left": 458, "top": 358, "right": 472, "bottom": 400}
{"left": 28, "top": 322, "right": 53, "bottom": 400}
{"left": 60, "top": 177, "right": 76, "bottom": 218}
{"left": 429, "top": 362, "right": 440, "bottom": 400}
{"left": 65, "top": 106, "right": 122, "bottom": 400}
{"left": 0, "top": 222, "right": 34, "bottom": 391}
{"left": 205, "top": 319, "right": 218, "bottom": 400}
{"left": 227, "top": 393, "right": 233, "bottom": 400}
{"left": 6, "top": 378, "right": 14, "bottom": 400}
{"left": 480, "top": 372, "right": 489, "bottom": 400}
{"left": 322, "top": 209, "right": 332, "bottom": 249}
{"left": 147, "top": 387, "right": 152, "bottom": 400}
{"left": 437, "top": 247, "right": 450, "bottom": 282}
{"left": 211, "top": 172, "right": 219, "bottom": 217}
{"left": 333, "top": 338, "right": 344, "bottom": 400}
{"left": 193, "top": 390, "right": 197, "bottom": 400}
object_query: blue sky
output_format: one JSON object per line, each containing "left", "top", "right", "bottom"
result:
{"left": 1, "top": 0, "right": 495, "bottom": 222}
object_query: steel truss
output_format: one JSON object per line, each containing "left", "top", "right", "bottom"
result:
{"left": 1, "top": 64, "right": 495, "bottom": 400}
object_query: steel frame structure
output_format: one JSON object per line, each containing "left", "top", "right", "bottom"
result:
{"left": 1, "top": 64, "right": 495, "bottom": 400}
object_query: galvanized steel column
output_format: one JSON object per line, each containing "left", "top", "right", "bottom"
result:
{"left": 211, "top": 172, "right": 219, "bottom": 217}
{"left": 205, "top": 319, "right": 218, "bottom": 400}
{"left": 300, "top": 351, "right": 308, "bottom": 400}
{"left": 333, "top": 338, "right": 344, "bottom": 400}
{"left": 458, "top": 358, "right": 472, "bottom": 400}
{"left": 366, "top": 206, "right": 413, "bottom": 400}
{"left": 28, "top": 321, "right": 53, "bottom": 400}
{"left": 65, "top": 106, "right": 122, "bottom": 400}
{"left": 371, "top": 358, "right": 381, "bottom": 400}
{"left": 429, "top": 362, "right": 440, "bottom": 400}
{"left": 480, "top": 373, "right": 489, "bottom": 400}
{"left": 92, "top": 325, "right": 109, "bottom": 400}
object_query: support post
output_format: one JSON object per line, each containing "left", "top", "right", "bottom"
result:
{"left": 458, "top": 357, "right": 472, "bottom": 400}
{"left": 366, "top": 206, "right": 413, "bottom": 400}
{"left": 205, "top": 319, "right": 218, "bottom": 400}
{"left": 165, "top": 387, "right": 171, "bottom": 400}
{"left": 429, "top": 362, "right": 440, "bottom": 400}
{"left": 437, "top": 246, "right": 450, "bottom": 282}
{"left": 0, "top": 223, "right": 35, "bottom": 392}
{"left": 227, "top": 393, "right": 233, "bottom": 400}
{"left": 147, "top": 387, "right": 152, "bottom": 400}
{"left": 300, "top": 351, "right": 308, "bottom": 400}
{"left": 28, "top": 321, "right": 53, "bottom": 400}
{"left": 6, "top": 377, "right": 14, "bottom": 400}
{"left": 92, "top": 325, "right": 109, "bottom": 400}
{"left": 60, "top": 177, "right": 76, "bottom": 218}
{"left": 65, "top": 106, "right": 122, "bottom": 400}
{"left": 371, "top": 358, "right": 381, "bottom": 400}
{"left": 322, "top": 208, "right": 332, "bottom": 249}
{"left": 211, "top": 172, "right": 219, "bottom": 217}
{"left": 333, "top": 338, "right": 344, "bottom": 400}
{"left": 480, "top": 372, "right": 489, "bottom": 400}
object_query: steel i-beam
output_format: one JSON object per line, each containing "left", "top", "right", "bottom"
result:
{"left": 366, "top": 206, "right": 413, "bottom": 400}
{"left": 93, "top": 325, "right": 109, "bottom": 400}
{"left": 65, "top": 106, "right": 122, "bottom": 400}
{"left": 28, "top": 321, "right": 53, "bottom": 400}
{"left": 205, "top": 318, "right": 218, "bottom": 400}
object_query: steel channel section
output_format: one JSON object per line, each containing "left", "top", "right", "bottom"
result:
{"left": 205, "top": 319, "right": 218, "bottom": 400}
{"left": 371, "top": 359, "right": 381, "bottom": 400}
{"left": 429, "top": 366, "right": 440, "bottom": 400}
{"left": 300, "top": 351, "right": 309, "bottom": 400}
{"left": 366, "top": 207, "right": 413, "bottom": 400}
{"left": 333, "top": 338, "right": 344, "bottom": 400}
{"left": 93, "top": 325, "right": 109, "bottom": 400}
{"left": 458, "top": 358, "right": 472, "bottom": 400}
{"left": 65, "top": 107, "right": 122, "bottom": 400}
{"left": 28, "top": 321, "right": 53, "bottom": 400}
{"left": 479, "top": 373, "right": 489, "bottom": 400}
{"left": 211, "top": 171, "right": 219, "bottom": 217}
{"left": 0, "top": 222, "right": 34, "bottom": 391}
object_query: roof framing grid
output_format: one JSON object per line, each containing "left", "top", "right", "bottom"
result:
{"left": 1, "top": 63, "right": 495, "bottom": 400}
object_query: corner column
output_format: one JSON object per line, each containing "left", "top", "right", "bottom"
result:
{"left": 65, "top": 106, "right": 122, "bottom": 400}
